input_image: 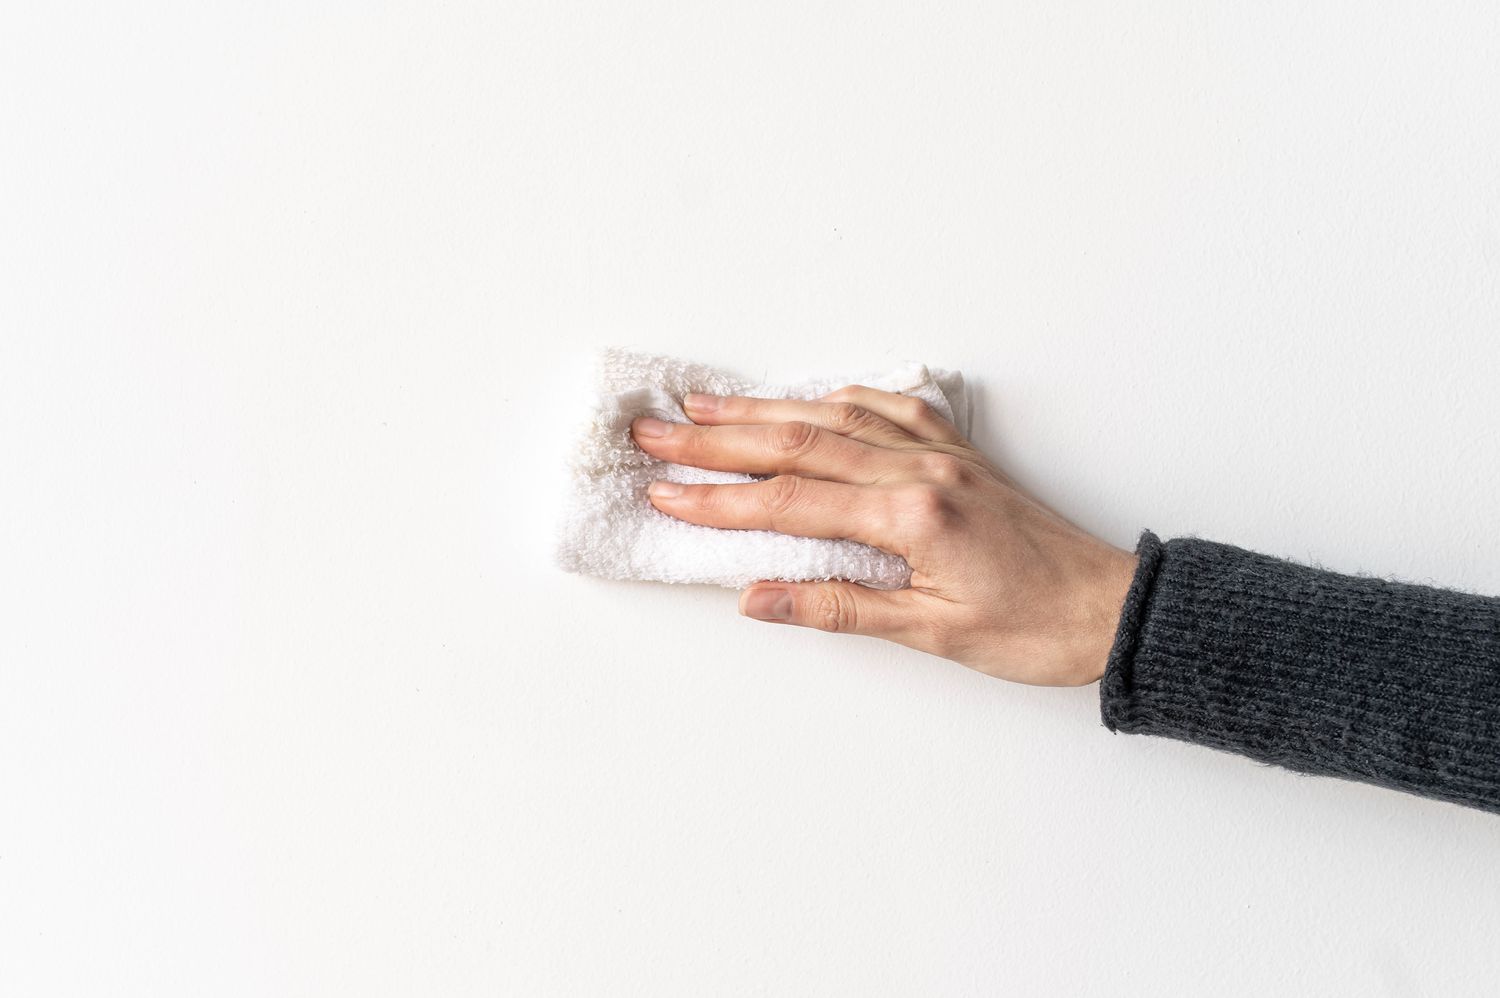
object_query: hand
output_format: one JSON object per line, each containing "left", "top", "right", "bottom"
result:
{"left": 630, "top": 386, "right": 1138, "bottom": 687}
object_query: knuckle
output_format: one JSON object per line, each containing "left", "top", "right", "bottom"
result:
{"left": 770, "top": 419, "right": 820, "bottom": 457}
{"left": 673, "top": 424, "right": 707, "bottom": 458}
{"left": 823, "top": 384, "right": 862, "bottom": 402}
{"left": 762, "top": 474, "right": 805, "bottom": 517}
{"left": 918, "top": 452, "right": 967, "bottom": 486}
{"left": 806, "top": 588, "right": 856, "bottom": 634}
{"left": 824, "top": 401, "right": 868, "bottom": 434}
{"left": 897, "top": 483, "right": 953, "bottom": 526}
{"left": 900, "top": 396, "right": 931, "bottom": 420}
{"left": 690, "top": 484, "right": 723, "bottom": 512}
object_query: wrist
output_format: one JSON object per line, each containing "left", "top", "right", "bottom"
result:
{"left": 1066, "top": 546, "right": 1139, "bottom": 686}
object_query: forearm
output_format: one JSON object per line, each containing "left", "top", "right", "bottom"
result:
{"left": 1101, "top": 531, "right": 1500, "bottom": 814}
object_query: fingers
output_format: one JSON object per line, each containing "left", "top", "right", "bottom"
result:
{"left": 631, "top": 416, "right": 915, "bottom": 485}
{"left": 647, "top": 476, "right": 899, "bottom": 550}
{"left": 818, "top": 385, "right": 964, "bottom": 444}
{"left": 739, "top": 580, "right": 908, "bottom": 637}
{"left": 682, "top": 393, "right": 919, "bottom": 450}
{"left": 738, "top": 580, "right": 949, "bottom": 656}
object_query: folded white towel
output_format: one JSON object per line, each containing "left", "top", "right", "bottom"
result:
{"left": 555, "top": 348, "right": 970, "bottom": 590}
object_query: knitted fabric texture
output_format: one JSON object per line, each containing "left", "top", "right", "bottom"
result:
{"left": 1102, "top": 530, "right": 1500, "bottom": 815}
{"left": 555, "top": 348, "right": 969, "bottom": 589}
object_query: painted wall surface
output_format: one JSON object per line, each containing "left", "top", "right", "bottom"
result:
{"left": 4, "top": 2, "right": 1499, "bottom": 994}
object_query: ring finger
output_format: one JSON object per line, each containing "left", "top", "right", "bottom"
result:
{"left": 647, "top": 475, "right": 903, "bottom": 552}
{"left": 819, "top": 384, "right": 964, "bottom": 444}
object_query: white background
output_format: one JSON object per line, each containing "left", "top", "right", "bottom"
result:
{"left": 4, "top": 2, "right": 1499, "bottom": 994}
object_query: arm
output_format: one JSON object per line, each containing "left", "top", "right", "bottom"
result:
{"left": 1104, "top": 530, "right": 1500, "bottom": 814}
{"left": 630, "top": 386, "right": 1500, "bottom": 816}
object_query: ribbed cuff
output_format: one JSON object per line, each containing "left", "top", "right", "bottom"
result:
{"left": 1099, "top": 529, "right": 1165, "bottom": 733}
{"left": 1097, "top": 529, "right": 1500, "bottom": 815}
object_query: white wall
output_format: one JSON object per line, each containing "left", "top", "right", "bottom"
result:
{"left": 4, "top": 2, "right": 1499, "bottom": 995}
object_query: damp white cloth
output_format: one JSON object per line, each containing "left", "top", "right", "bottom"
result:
{"left": 555, "top": 348, "right": 970, "bottom": 590}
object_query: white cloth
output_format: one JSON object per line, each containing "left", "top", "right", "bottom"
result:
{"left": 555, "top": 348, "right": 970, "bottom": 590}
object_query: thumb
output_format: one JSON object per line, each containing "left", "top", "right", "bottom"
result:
{"left": 739, "top": 580, "right": 915, "bottom": 642}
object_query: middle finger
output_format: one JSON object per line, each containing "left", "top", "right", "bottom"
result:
{"left": 681, "top": 393, "right": 920, "bottom": 450}
{"left": 630, "top": 417, "right": 916, "bottom": 484}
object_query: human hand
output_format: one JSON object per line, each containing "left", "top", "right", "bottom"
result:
{"left": 630, "top": 386, "right": 1138, "bottom": 687}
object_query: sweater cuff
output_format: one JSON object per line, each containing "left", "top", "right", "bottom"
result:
{"left": 1096, "top": 528, "right": 1500, "bottom": 814}
{"left": 1099, "top": 529, "right": 1165, "bottom": 733}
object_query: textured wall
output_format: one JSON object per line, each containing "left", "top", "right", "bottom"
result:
{"left": 4, "top": 2, "right": 1499, "bottom": 994}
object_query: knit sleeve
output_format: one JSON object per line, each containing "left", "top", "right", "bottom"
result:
{"left": 1100, "top": 530, "right": 1500, "bottom": 815}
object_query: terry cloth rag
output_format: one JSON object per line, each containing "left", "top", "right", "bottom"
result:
{"left": 555, "top": 348, "right": 970, "bottom": 589}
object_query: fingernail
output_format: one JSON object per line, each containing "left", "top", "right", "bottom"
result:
{"left": 683, "top": 393, "right": 722, "bottom": 412}
{"left": 742, "top": 588, "right": 794, "bottom": 622}
{"left": 648, "top": 480, "right": 684, "bottom": 499}
{"left": 633, "top": 417, "right": 672, "bottom": 438}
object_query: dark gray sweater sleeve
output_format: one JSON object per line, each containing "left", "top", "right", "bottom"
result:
{"left": 1100, "top": 530, "right": 1500, "bottom": 815}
